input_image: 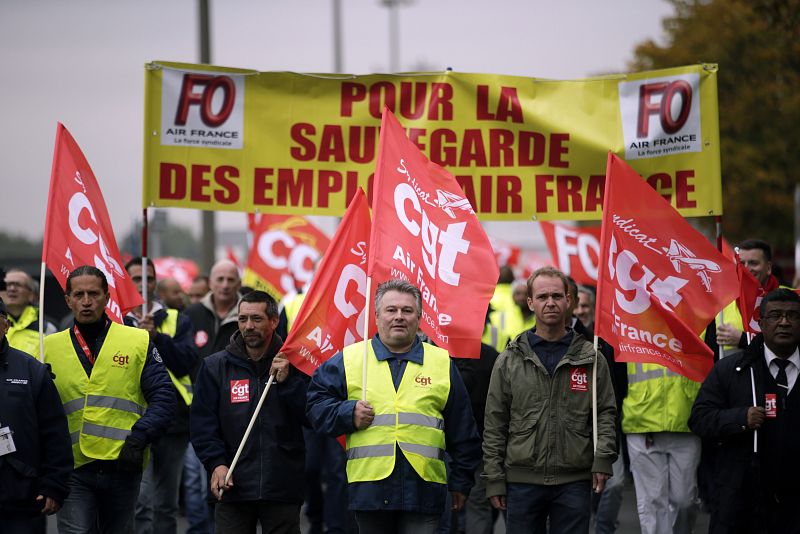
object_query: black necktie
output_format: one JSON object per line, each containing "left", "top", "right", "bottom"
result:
{"left": 774, "top": 358, "right": 790, "bottom": 408}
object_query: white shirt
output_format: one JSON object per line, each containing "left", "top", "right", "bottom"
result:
{"left": 764, "top": 345, "right": 800, "bottom": 394}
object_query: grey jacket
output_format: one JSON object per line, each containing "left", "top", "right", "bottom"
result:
{"left": 482, "top": 330, "right": 617, "bottom": 497}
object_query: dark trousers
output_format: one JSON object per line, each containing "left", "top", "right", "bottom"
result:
{"left": 214, "top": 500, "right": 300, "bottom": 534}
{"left": 505, "top": 480, "right": 591, "bottom": 534}
{"left": 57, "top": 466, "right": 142, "bottom": 534}
{"left": 354, "top": 511, "right": 440, "bottom": 534}
{"left": 0, "top": 515, "right": 45, "bottom": 534}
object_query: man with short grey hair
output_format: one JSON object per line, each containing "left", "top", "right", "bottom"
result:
{"left": 307, "top": 279, "right": 481, "bottom": 534}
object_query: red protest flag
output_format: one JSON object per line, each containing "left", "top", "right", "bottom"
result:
{"left": 242, "top": 214, "right": 331, "bottom": 300}
{"left": 43, "top": 123, "right": 143, "bottom": 323}
{"left": 540, "top": 221, "right": 602, "bottom": 286}
{"left": 280, "top": 189, "right": 376, "bottom": 376}
{"left": 595, "top": 153, "right": 739, "bottom": 381}
{"left": 735, "top": 258, "right": 763, "bottom": 335}
{"left": 368, "top": 108, "right": 498, "bottom": 358}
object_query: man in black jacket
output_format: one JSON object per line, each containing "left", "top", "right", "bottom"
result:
{"left": 690, "top": 288, "right": 800, "bottom": 534}
{"left": 0, "top": 298, "right": 73, "bottom": 534}
{"left": 125, "top": 257, "right": 199, "bottom": 534}
{"left": 191, "top": 290, "right": 308, "bottom": 534}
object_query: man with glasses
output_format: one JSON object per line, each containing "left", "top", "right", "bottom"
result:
{"left": 2, "top": 269, "right": 57, "bottom": 357}
{"left": 690, "top": 288, "right": 800, "bottom": 533}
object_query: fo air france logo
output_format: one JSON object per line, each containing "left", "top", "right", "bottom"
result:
{"left": 619, "top": 73, "right": 702, "bottom": 160}
{"left": 160, "top": 69, "right": 245, "bottom": 149}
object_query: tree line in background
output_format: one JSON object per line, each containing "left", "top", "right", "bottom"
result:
{"left": 629, "top": 0, "right": 799, "bottom": 253}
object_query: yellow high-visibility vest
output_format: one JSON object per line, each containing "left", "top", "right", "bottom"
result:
{"left": 157, "top": 309, "right": 193, "bottom": 405}
{"left": 44, "top": 323, "right": 149, "bottom": 469}
{"left": 7, "top": 305, "right": 41, "bottom": 358}
{"left": 342, "top": 340, "right": 450, "bottom": 484}
{"left": 621, "top": 362, "right": 700, "bottom": 434}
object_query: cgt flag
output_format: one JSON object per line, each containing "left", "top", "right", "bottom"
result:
{"left": 596, "top": 153, "right": 738, "bottom": 381}
{"left": 242, "top": 214, "right": 331, "bottom": 300}
{"left": 280, "top": 189, "right": 376, "bottom": 376}
{"left": 368, "top": 108, "right": 498, "bottom": 358}
{"left": 43, "top": 123, "right": 143, "bottom": 323}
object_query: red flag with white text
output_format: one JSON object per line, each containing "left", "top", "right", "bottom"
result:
{"left": 242, "top": 215, "right": 331, "bottom": 300}
{"left": 368, "top": 109, "right": 498, "bottom": 358}
{"left": 43, "top": 123, "right": 143, "bottom": 323}
{"left": 280, "top": 189, "right": 376, "bottom": 376}
{"left": 595, "top": 154, "right": 739, "bottom": 381}
{"left": 540, "top": 221, "right": 601, "bottom": 286}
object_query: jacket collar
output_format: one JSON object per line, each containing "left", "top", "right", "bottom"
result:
{"left": 511, "top": 327, "right": 594, "bottom": 367}
{"left": 225, "top": 329, "right": 284, "bottom": 365}
{"left": 201, "top": 292, "right": 241, "bottom": 326}
{"left": 371, "top": 335, "right": 424, "bottom": 365}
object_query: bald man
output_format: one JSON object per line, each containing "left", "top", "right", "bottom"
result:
{"left": 183, "top": 260, "right": 242, "bottom": 359}
{"left": 157, "top": 278, "right": 186, "bottom": 311}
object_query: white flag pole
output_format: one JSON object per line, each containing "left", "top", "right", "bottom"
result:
{"left": 38, "top": 262, "right": 47, "bottom": 362}
{"left": 220, "top": 373, "right": 276, "bottom": 498}
{"left": 362, "top": 276, "right": 372, "bottom": 401}
{"left": 592, "top": 335, "right": 599, "bottom": 452}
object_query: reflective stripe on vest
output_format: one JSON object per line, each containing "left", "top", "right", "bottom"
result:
{"left": 621, "top": 362, "right": 700, "bottom": 434}
{"left": 342, "top": 340, "right": 450, "bottom": 484}
{"left": 158, "top": 309, "right": 193, "bottom": 406}
{"left": 44, "top": 323, "right": 150, "bottom": 469}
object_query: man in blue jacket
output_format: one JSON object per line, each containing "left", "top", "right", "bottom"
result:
{"left": 0, "top": 297, "right": 73, "bottom": 534}
{"left": 306, "top": 279, "right": 481, "bottom": 534}
{"left": 191, "top": 290, "right": 308, "bottom": 534}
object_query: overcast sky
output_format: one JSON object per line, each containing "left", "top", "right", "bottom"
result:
{"left": 1, "top": 0, "right": 673, "bottom": 244}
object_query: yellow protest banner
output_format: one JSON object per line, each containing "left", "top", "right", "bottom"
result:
{"left": 143, "top": 61, "right": 721, "bottom": 220}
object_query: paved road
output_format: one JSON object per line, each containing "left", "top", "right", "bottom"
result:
{"left": 48, "top": 482, "right": 710, "bottom": 533}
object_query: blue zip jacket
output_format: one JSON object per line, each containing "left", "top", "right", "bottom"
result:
{"left": 306, "top": 335, "right": 481, "bottom": 514}
{"left": 190, "top": 331, "right": 309, "bottom": 504}
{"left": 0, "top": 338, "right": 73, "bottom": 516}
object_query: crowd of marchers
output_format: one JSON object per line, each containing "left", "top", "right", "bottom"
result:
{"left": 0, "top": 236, "right": 798, "bottom": 534}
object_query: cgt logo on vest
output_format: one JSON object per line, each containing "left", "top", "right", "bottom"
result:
{"left": 230, "top": 379, "right": 250, "bottom": 403}
{"left": 415, "top": 374, "right": 432, "bottom": 387}
{"left": 618, "top": 73, "right": 702, "bottom": 161}
{"left": 112, "top": 352, "right": 130, "bottom": 368}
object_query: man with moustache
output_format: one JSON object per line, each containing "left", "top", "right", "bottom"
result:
{"left": 190, "top": 290, "right": 308, "bottom": 533}
{"left": 690, "top": 289, "right": 800, "bottom": 533}
{"left": 43, "top": 266, "right": 174, "bottom": 534}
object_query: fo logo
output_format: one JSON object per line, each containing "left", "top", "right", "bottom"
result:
{"left": 112, "top": 353, "right": 130, "bottom": 367}
{"left": 160, "top": 69, "right": 245, "bottom": 149}
{"left": 619, "top": 72, "right": 702, "bottom": 160}
{"left": 230, "top": 379, "right": 250, "bottom": 404}
{"left": 415, "top": 374, "right": 432, "bottom": 387}
{"left": 175, "top": 74, "right": 236, "bottom": 127}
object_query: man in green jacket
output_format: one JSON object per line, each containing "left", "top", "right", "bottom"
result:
{"left": 482, "top": 267, "right": 617, "bottom": 534}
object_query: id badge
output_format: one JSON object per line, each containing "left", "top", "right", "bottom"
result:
{"left": 0, "top": 426, "right": 16, "bottom": 456}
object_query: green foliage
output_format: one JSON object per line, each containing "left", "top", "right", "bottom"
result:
{"left": 630, "top": 0, "right": 800, "bottom": 251}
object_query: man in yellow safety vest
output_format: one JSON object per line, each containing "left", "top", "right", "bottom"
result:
{"left": 44, "top": 265, "right": 175, "bottom": 534}
{"left": 306, "top": 279, "right": 481, "bottom": 534}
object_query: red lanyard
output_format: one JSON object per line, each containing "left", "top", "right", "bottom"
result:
{"left": 73, "top": 324, "right": 97, "bottom": 366}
